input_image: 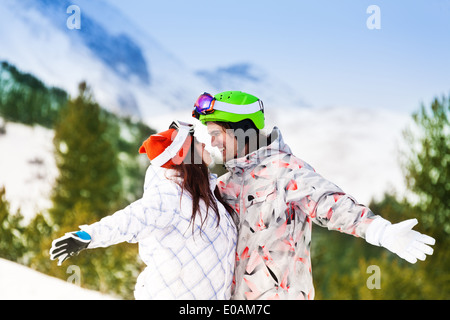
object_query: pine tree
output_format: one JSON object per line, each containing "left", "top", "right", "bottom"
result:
{"left": 39, "top": 83, "right": 144, "bottom": 298}
{"left": 402, "top": 95, "right": 450, "bottom": 237}
{"left": 0, "top": 187, "right": 26, "bottom": 261}
{"left": 50, "top": 82, "right": 122, "bottom": 227}
{"left": 314, "top": 96, "right": 450, "bottom": 299}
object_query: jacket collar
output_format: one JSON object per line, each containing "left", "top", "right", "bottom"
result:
{"left": 224, "top": 127, "right": 292, "bottom": 176}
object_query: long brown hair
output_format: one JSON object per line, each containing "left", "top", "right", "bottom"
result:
{"left": 170, "top": 137, "right": 235, "bottom": 234}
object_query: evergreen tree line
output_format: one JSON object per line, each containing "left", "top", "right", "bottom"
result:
{"left": 0, "top": 61, "right": 67, "bottom": 128}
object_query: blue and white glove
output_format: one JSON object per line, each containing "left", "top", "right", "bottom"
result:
{"left": 366, "top": 218, "right": 436, "bottom": 264}
{"left": 49, "top": 231, "right": 91, "bottom": 266}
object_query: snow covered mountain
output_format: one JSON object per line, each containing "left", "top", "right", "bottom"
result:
{"left": 0, "top": 0, "right": 305, "bottom": 119}
{"left": 0, "top": 0, "right": 194, "bottom": 117}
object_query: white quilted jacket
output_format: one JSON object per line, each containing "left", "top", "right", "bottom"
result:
{"left": 80, "top": 165, "right": 237, "bottom": 300}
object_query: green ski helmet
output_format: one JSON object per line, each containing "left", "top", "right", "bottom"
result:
{"left": 192, "top": 91, "right": 265, "bottom": 129}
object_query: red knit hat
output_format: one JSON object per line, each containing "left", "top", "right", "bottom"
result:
{"left": 139, "top": 127, "right": 193, "bottom": 169}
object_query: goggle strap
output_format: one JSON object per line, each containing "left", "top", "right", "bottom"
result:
{"left": 169, "top": 120, "right": 195, "bottom": 134}
{"left": 151, "top": 125, "right": 191, "bottom": 167}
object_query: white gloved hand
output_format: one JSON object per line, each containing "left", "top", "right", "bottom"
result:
{"left": 366, "top": 218, "right": 436, "bottom": 264}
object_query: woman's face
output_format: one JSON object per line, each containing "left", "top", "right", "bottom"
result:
{"left": 194, "top": 139, "right": 212, "bottom": 166}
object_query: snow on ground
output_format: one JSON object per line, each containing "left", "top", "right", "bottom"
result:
{"left": 0, "top": 120, "right": 57, "bottom": 223}
{"left": 0, "top": 258, "right": 118, "bottom": 299}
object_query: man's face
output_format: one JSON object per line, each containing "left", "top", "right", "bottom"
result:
{"left": 206, "top": 122, "right": 237, "bottom": 163}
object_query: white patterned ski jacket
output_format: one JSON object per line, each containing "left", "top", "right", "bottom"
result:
{"left": 217, "top": 127, "right": 379, "bottom": 300}
{"left": 80, "top": 165, "right": 237, "bottom": 300}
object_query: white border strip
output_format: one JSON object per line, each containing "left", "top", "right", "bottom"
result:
{"left": 213, "top": 100, "right": 262, "bottom": 114}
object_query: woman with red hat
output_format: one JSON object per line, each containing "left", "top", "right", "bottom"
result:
{"left": 49, "top": 121, "right": 238, "bottom": 300}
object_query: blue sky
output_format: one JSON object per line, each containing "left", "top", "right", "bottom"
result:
{"left": 108, "top": 0, "right": 450, "bottom": 113}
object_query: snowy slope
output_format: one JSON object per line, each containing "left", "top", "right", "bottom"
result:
{"left": 0, "top": 120, "right": 57, "bottom": 223}
{"left": 0, "top": 258, "right": 118, "bottom": 299}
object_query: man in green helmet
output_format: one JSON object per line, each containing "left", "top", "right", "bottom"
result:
{"left": 192, "top": 91, "right": 435, "bottom": 300}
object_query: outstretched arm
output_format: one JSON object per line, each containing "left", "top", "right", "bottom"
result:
{"left": 286, "top": 164, "right": 435, "bottom": 263}
{"left": 49, "top": 176, "right": 179, "bottom": 265}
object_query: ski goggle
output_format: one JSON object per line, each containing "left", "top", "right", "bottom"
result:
{"left": 192, "top": 93, "right": 216, "bottom": 119}
{"left": 192, "top": 92, "right": 264, "bottom": 119}
{"left": 169, "top": 120, "right": 195, "bottom": 135}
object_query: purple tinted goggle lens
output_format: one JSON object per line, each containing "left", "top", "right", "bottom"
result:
{"left": 194, "top": 93, "right": 215, "bottom": 114}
